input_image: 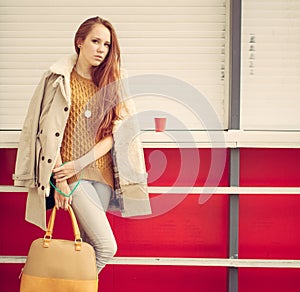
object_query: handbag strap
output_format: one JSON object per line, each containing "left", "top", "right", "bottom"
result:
{"left": 49, "top": 177, "right": 81, "bottom": 198}
{"left": 49, "top": 162, "right": 83, "bottom": 198}
{"left": 43, "top": 205, "right": 82, "bottom": 251}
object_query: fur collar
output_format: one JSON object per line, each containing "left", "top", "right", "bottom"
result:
{"left": 49, "top": 54, "right": 78, "bottom": 76}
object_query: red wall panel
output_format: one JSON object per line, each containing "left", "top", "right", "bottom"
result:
{"left": 0, "top": 148, "right": 16, "bottom": 185}
{"left": 239, "top": 195, "right": 300, "bottom": 260}
{"left": 144, "top": 148, "right": 229, "bottom": 187}
{"left": 99, "top": 266, "right": 227, "bottom": 292}
{"left": 2, "top": 147, "right": 299, "bottom": 292}
{"left": 111, "top": 194, "right": 229, "bottom": 258}
{"left": 240, "top": 148, "right": 300, "bottom": 187}
{"left": 3, "top": 147, "right": 299, "bottom": 291}
{"left": 239, "top": 268, "right": 300, "bottom": 292}
{"left": 239, "top": 149, "right": 300, "bottom": 292}
{"left": 0, "top": 264, "right": 24, "bottom": 292}
{"left": 0, "top": 148, "right": 230, "bottom": 292}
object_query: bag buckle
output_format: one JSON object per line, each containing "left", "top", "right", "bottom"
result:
{"left": 75, "top": 237, "right": 82, "bottom": 251}
{"left": 43, "top": 234, "right": 52, "bottom": 248}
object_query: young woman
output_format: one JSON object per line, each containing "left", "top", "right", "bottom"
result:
{"left": 14, "top": 16, "right": 151, "bottom": 273}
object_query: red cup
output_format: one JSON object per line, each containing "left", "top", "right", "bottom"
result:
{"left": 154, "top": 117, "right": 167, "bottom": 132}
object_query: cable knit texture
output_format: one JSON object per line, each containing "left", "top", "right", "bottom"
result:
{"left": 60, "top": 69, "right": 114, "bottom": 188}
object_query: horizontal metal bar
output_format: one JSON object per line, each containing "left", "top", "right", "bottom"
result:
{"left": 1, "top": 256, "right": 299, "bottom": 268}
{"left": 149, "top": 186, "right": 300, "bottom": 195}
{"left": 1, "top": 185, "right": 299, "bottom": 194}
{"left": 110, "top": 258, "right": 300, "bottom": 268}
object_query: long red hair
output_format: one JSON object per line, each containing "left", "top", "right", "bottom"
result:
{"left": 74, "top": 16, "right": 122, "bottom": 139}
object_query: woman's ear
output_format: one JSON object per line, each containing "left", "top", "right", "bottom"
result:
{"left": 76, "top": 40, "right": 83, "bottom": 49}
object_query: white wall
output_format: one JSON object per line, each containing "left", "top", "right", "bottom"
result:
{"left": 241, "top": 0, "right": 300, "bottom": 130}
{"left": 0, "top": 0, "right": 228, "bottom": 131}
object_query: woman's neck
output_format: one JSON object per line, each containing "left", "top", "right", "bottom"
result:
{"left": 74, "top": 61, "right": 92, "bottom": 80}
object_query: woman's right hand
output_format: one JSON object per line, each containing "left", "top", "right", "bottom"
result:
{"left": 54, "top": 180, "right": 72, "bottom": 210}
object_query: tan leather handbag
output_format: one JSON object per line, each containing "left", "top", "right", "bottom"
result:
{"left": 20, "top": 205, "right": 98, "bottom": 291}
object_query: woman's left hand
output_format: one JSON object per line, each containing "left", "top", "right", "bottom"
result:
{"left": 54, "top": 181, "right": 72, "bottom": 210}
{"left": 52, "top": 161, "right": 78, "bottom": 182}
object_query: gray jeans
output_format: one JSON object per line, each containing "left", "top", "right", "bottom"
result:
{"left": 69, "top": 180, "right": 117, "bottom": 273}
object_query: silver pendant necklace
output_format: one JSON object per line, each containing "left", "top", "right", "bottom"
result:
{"left": 73, "top": 67, "right": 93, "bottom": 119}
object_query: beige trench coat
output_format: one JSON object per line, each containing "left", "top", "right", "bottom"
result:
{"left": 13, "top": 54, "right": 151, "bottom": 230}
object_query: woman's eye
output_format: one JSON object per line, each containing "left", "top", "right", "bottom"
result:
{"left": 105, "top": 43, "right": 111, "bottom": 47}
{"left": 92, "top": 39, "right": 99, "bottom": 44}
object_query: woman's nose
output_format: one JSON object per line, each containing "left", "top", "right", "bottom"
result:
{"left": 97, "top": 44, "right": 104, "bottom": 52}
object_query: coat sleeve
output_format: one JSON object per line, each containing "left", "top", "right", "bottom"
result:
{"left": 111, "top": 85, "right": 152, "bottom": 217}
{"left": 112, "top": 97, "right": 148, "bottom": 185}
{"left": 13, "top": 72, "right": 50, "bottom": 187}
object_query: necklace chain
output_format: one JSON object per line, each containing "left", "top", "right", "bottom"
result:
{"left": 74, "top": 65, "right": 92, "bottom": 80}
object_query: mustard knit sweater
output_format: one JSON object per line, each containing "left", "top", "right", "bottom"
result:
{"left": 60, "top": 69, "right": 114, "bottom": 188}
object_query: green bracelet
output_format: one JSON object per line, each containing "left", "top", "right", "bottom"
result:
{"left": 50, "top": 162, "right": 83, "bottom": 198}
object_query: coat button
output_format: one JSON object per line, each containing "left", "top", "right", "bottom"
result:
{"left": 55, "top": 132, "right": 60, "bottom": 137}
{"left": 47, "top": 159, "right": 52, "bottom": 163}
{"left": 41, "top": 186, "right": 45, "bottom": 190}
{"left": 41, "top": 156, "right": 45, "bottom": 160}
{"left": 38, "top": 182, "right": 41, "bottom": 187}
{"left": 64, "top": 107, "right": 69, "bottom": 112}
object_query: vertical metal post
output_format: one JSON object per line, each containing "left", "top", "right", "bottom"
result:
{"left": 229, "top": 0, "right": 241, "bottom": 130}
{"left": 228, "top": 149, "right": 240, "bottom": 292}
{"left": 228, "top": 0, "right": 242, "bottom": 291}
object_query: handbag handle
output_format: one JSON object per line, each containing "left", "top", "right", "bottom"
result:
{"left": 43, "top": 205, "right": 82, "bottom": 251}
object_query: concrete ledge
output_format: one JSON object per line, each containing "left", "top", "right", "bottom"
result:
{"left": 1, "top": 130, "right": 300, "bottom": 148}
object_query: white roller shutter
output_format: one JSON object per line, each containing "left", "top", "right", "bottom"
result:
{"left": 241, "top": 0, "right": 300, "bottom": 130}
{"left": 0, "top": 0, "right": 228, "bottom": 131}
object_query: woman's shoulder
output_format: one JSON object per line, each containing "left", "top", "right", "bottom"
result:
{"left": 37, "top": 70, "right": 62, "bottom": 86}
{"left": 36, "top": 54, "right": 77, "bottom": 85}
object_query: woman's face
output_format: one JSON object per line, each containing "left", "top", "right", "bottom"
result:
{"left": 78, "top": 24, "right": 111, "bottom": 68}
